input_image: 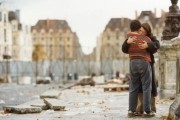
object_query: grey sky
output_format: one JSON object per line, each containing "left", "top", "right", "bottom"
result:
{"left": 8, "top": 0, "right": 175, "bottom": 53}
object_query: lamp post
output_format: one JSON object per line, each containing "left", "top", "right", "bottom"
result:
{"left": 171, "top": 0, "right": 178, "bottom": 5}
{"left": 162, "top": 0, "right": 180, "bottom": 40}
{"left": 165, "top": 1, "right": 180, "bottom": 119}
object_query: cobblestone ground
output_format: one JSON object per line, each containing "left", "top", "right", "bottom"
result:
{"left": 0, "top": 83, "right": 174, "bottom": 120}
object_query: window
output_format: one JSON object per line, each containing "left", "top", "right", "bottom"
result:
{"left": 4, "top": 14, "right": 7, "bottom": 23}
{"left": 50, "top": 32, "right": 53, "bottom": 36}
{"left": 66, "top": 52, "right": 70, "bottom": 57}
{"left": 144, "top": 16, "right": 149, "bottom": 21}
{"left": 116, "top": 35, "right": 119, "bottom": 40}
{"left": 49, "top": 45, "right": 53, "bottom": 59}
{"left": 59, "top": 37, "right": 62, "bottom": 41}
{"left": 116, "top": 31, "right": 120, "bottom": 40}
{"left": 49, "top": 37, "right": 53, "bottom": 41}
{"left": 4, "top": 29, "right": 6, "bottom": 42}
{"left": 0, "top": 12, "right": 2, "bottom": 21}
{"left": 107, "top": 36, "right": 110, "bottom": 40}
{"left": 67, "top": 45, "right": 70, "bottom": 48}
{"left": 106, "top": 43, "right": 110, "bottom": 46}
{"left": 13, "top": 25, "right": 16, "bottom": 30}
{"left": 33, "top": 33, "right": 36, "bottom": 37}
{"left": 26, "top": 26, "right": 29, "bottom": 33}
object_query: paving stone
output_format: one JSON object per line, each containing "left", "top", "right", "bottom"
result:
{"left": 22, "top": 99, "right": 49, "bottom": 110}
{"left": 3, "top": 105, "right": 42, "bottom": 114}
{"left": 43, "top": 98, "right": 66, "bottom": 111}
{"left": 40, "top": 90, "right": 61, "bottom": 99}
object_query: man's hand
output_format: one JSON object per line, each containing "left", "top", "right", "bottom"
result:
{"left": 127, "top": 36, "right": 137, "bottom": 44}
{"left": 138, "top": 41, "right": 148, "bottom": 49}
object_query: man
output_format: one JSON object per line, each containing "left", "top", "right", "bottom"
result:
{"left": 122, "top": 20, "right": 154, "bottom": 117}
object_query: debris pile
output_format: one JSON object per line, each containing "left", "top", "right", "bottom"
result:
{"left": 103, "top": 73, "right": 130, "bottom": 92}
{"left": 36, "top": 77, "right": 51, "bottom": 84}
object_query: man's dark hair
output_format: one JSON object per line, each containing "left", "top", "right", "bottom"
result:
{"left": 130, "top": 20, "right": 141, "bottom": 32}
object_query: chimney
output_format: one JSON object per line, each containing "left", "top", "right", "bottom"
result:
{"left": 15, "top": 9, "right": 20, "bottom": 22}
{"left": 46, "top": 19, "right": 50, "bottom": 27}
{"left": 154, "top": 8, "right": 157, "bottom": 17}
{"left": 161, "top": 9, "right": 165, "bottom": 17}
{"left": 121, "top": 17, "right": 124, "bottom": 27}
{"left": 135, "top": 10, "right": 138, "bottom": 19}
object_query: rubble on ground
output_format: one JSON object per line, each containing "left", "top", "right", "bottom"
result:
{"left": 68, "top": 77, "right": 95, "bottom": 88}
{"left": 3, "top": 105, "right": 42, "bottom": 114}
{"left": 106, "top": 78, "right": 123, "bottom": 84}
{"left": 44, "top": 98, "right": 66, "bottom": 111}
{"left": 40, "top": 89, "right": 61, "bottom": 99}
{"left": 77, "top": 77, "right": 95, "bottom": 86}
{"left": 36, "top": 77, "right": 51, "bottom": 84}
{"left": 156, "top": 98, "right": 172, "bottom": 104}
{"left": 0, "top": 80, "right": 173, "bottom": 119}
{"left": 3, "top": 89, "right": 65, "bottom": 114}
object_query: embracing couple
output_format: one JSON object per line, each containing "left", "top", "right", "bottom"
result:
{"left": 122, "top": 20, "right": 160, "bottom": 118}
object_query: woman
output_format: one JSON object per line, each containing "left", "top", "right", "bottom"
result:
{"left": 136, "top": 23, "right": 160, "bottom": 115}
{"left": 122, "top": 22, "right": 160, "bottom": 115}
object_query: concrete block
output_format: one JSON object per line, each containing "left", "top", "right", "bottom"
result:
{"left": 19, "top": 76, "right": 31, "bottom": 85}
{"left": 40, "top": 90, "right": 61, "bottom": 99}
{"left": 44, "top": 98, "right": 66, "bottom": 111}
{"left": 92, "top": 76, "right": 105, "bottom": 84}
{"left": 21, "top": 99, "right": 49, "bottom": 110}
{"left": 3, "top": 105, "right": 42, "bottom": 114}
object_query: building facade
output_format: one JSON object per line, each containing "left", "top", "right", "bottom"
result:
{"left": 0, "top": 3, "right": 32, "bottom": 61}
{"left": 0, "top": 3, "right": 13, "bottom": 60}
{"left": 31, "top": 19, "right": 83, "bottom": 61}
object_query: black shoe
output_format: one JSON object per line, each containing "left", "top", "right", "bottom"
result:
{"left": 128, "top": 111, "right": 138, "bottom": 118}
{"left": 143, "top": 111, "right": 155, "bottom": 117}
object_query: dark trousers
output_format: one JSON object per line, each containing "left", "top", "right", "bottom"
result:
{"left": 129, "top": 59, "right": 152, "bottom": 112}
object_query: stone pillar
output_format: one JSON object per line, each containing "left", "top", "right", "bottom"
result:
{"left": 163, "top": 38, "right": 180, "bottom": 120}
{"left": 158, "top": 40, "right": 178, "bottom": 98}
{"left": 177, "top": 50, "right": 180, "bottom": 93}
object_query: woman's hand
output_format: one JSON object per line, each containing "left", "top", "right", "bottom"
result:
{"left": 138, "top": 41, "right": 148, "bottom": 49}
{"left": 127, "top": 36, "right": 137, "bottom": 44}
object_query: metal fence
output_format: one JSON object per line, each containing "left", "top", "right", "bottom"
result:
{"left": 0, "top": 59, "right": 129, "bottom": 84}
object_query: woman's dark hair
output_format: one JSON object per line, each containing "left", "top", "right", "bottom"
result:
{"left": 141, "top": 23, "right": 153, "bottom": 38}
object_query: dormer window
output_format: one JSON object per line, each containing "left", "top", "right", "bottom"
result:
{"left": 144, "top": 16, "right": 149, "bottom": 21}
